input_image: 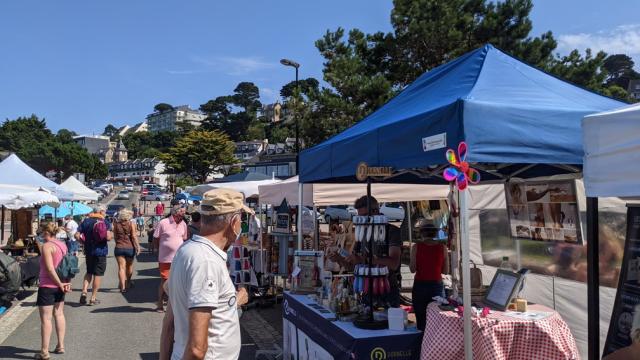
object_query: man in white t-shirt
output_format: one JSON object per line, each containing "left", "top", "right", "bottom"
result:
{"left": 64, "top": 215, "right": 79, "bottom": 255}
{"left": 160, "top": 188, "right": 252, "bottom": 360}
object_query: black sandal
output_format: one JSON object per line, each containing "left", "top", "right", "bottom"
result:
{"left": 53, "top": 346, "right": 65, "bottom": 354}
{"left": 79, "top": 293, "right": 87, "bottom": 305}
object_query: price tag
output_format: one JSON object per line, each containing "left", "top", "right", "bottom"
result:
{"left": 291, "top": 266, "right": 301, "bottom": 278}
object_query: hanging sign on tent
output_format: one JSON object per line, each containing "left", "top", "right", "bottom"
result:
{"left": 603, "top": 205, "right": 640, "bottom": 358}
{"left": 504, "top": 180, "right": 582, "bottom": 244}
{"left": 443, "top": 141, "right": 480, "bottom": 191}
{"left": 355, "top": 162, "right": 393, "bottom": 181}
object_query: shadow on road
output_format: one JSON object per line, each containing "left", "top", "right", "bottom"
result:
{"left": 121, "top": 278, "right": 160, "bottom": 304}
{"left": 140, "top": 352, "right": 160, "bottom": 359}
{"left": 91, "top": 305, "right": 155, "bottom": 313}
{"left": 136, "top": 268, "right": 159, "bottom": 277}
{"left": 0, "top": 345, "right": 38, "bottom": 359}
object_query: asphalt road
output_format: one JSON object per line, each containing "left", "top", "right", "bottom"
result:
{"left": 0, "top": 190, "right": 278, "bottom": 359}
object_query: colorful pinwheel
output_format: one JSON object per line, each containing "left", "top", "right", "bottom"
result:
{"left": 443, "top": 142, "right": 480, "bottom": 191}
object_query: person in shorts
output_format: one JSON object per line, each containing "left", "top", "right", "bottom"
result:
{"left": 36, "top": 222, "right": 72, "bottom": 359}
{"left": 153, "top": 205, "right": 187, "bottom": 312}
{"left": 113, "top": 209, "right": 140, "bottom": 293}
{"left": 77, "top": 205, "right": 111, "bottom": 306}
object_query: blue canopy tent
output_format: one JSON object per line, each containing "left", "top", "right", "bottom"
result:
{"left": 301, "top": 44, "right": 622, "bottom": 184}
{"left": 39, "top": 201, "right": 92, "bottom": 219}
{"left": 300, "top": 44, "right": 624, "bottom": 360}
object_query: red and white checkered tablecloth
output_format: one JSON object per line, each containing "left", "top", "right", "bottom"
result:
{"left": 420, "top": 302, "right": 580, "bottom": 360}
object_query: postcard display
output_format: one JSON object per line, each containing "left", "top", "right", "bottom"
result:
{"left": 505, "top": 180, "right": 583, "bottom": 244}
{"left": 604, "top": 205, "right": 640, "bottom": 356}
{"left": 230, "top": 214, "right": 268, "bottom": 287}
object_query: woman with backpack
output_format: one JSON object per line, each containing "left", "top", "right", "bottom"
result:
{"left": 113, "top": 209, "right": 140, "bottom": 293}
{"left": 36, "top": 222, "right": 72, "bottom": 360}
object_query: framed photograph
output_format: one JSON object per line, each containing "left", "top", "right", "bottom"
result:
{"left": 505, "top": 180, "right": 582, "bottom": 244}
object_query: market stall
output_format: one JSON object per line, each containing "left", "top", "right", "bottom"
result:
{"left": 583, "top": 103, "right": 640, "bottom": 360}
{"left": 190, "top": 179, "right": 281, "bottom": 198}
{"left": 0, "top": 155, "right": 64, "bottom": 294}
{"left": 59, "top": 175, "right": 99, "bottom": 202}
{"left": 299, "top": 44, "right": 623, "bottom": 360}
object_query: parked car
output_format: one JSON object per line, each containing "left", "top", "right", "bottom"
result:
{"left": 94, "top": 191, "right": 104, "bottom": 201}
{"left": 106, "top": 204, "right": 123, "bottom": 218}
{"left": 143, "top": 191, "right": 170, "bottom": 201}
{"left": 380, "top": 202, "right": 405, "bottom": 221}
{"left": 93, "top": 187, "right": 109, "bottom": 196}
{"left": 324, "top": 205, "right": 357, "bottom": 223}
{"left": 125, "top": 183, "right": 135, "bottom": 191}
{"left": 117, "top": 190, "right": 130, "bottom": 200}
{"left": 98, "top": 184, "right": 113, "bottom": 193}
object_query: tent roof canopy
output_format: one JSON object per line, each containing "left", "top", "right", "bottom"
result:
{"left": 60, "top": 176, "right": 99, "bottom": 201}
{"left": 258, "top": 176, "right": 449, "bottom": 206}
{"left": 0, "top": 154, "right": 72, "bottom": 200}
{"left": 300, "top": 44, "right": 624, "bottom": 184}
{"left": 583, "top": 103, "right": 640, "bottom": 197}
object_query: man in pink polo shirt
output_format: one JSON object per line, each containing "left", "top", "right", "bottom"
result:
{"left": 154, "top": 205, "right": 187, "bottom": 312}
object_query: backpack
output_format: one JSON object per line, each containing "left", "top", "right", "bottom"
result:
{"left": 0, "top": 252, "right": 22, "bottom": 304}
{"left": 53, "top": 241, "right": 79, "bottom": 280}
{"left": 92, "top": 219, "right": 109, "bottom": 243}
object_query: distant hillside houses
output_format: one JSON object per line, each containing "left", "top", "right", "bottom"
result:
{"left": 233, "top": 139, "right": 297, "bottom": 178}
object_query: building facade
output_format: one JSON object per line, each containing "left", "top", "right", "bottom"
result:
{"left": 627, "top": 79, "right": 640, "bottom": 100}
{"left": 233, "top": 140, "right": 268, "bottom": 162}
{"left": 146, "top": 105, "right": 207, "bottom": 132}
{"left": 107, "top": 158, "right": 167, "bottom": 186}
{"left": 239, "top": 141, "right": 295, "bottom": 177}
{"left": 74, "top": 135, "right": 128, "bottom": 164}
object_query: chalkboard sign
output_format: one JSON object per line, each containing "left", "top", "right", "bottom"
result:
{"left": 275, "top": 213, "right": 290, "bottom": 233}
{"left": 603, "top": 205, "right": 640, "bottom": 358}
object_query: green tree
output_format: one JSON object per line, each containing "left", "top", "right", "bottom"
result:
{"left": 0, "top": 115, "right": 107, "bottom": 181}
{"left": 103, "top": 124, "right": 119, "bottom": 138}
{"left": 160, "top": 130, "right": 236, "bottom": 182}
{"left": 153, "top": 103, "right": 174, "bottom": 113}
{"left": 56, "top": 129, "right": 77, "bottom": 144}
{"left": 232, "top": 82, "right": 262, "bottom": 113}
{"left": 280, "top": 78, "right": 320, "bottom": 99}
{"left": 603, "top": 54, "right": 640, "bottom": 90}
{"left": 200, "top": 96, "right": 233, "bottom": 132}
{"left": 200, "top": 82, "right": 263, "bottom": 141}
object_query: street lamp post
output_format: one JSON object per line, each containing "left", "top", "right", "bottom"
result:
{"left": 280, "top": 58, "right": 300, "bottom": 175}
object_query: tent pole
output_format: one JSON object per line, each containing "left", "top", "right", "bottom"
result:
{"left": 586, "top": 197, "right": 600, "bottom": 360}
{"left": 297, "top": 183, "right": 303, "bottom": 250}
{"left": 313, "top": 204, "right": 318, "bottom": 250}
{"left": 460, "top": 189, "right": 473, "bottom": 360}
{"left": 406, "top": 202, "right": 412, "bottom": 244}
{"left": 1, "top": 205, "right": 5, "bottom": 244}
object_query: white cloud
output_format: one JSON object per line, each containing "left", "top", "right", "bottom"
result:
{"left": 191, "top": 55, "right": 276, "bottom": 76}
{"left": 558, "top": 24, "right": 640, "bottom": 57}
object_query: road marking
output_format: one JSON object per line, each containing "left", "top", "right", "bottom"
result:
{"left": 0, "top": 290, "right": 38, "bottom": 344}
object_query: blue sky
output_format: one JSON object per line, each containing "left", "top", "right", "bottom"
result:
{"left": 1, "top": 0, "right": 639, "bottom": 134}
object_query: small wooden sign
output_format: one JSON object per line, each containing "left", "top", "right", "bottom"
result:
{"left": 355, "top": 162, "right": 393, "bottom": 181}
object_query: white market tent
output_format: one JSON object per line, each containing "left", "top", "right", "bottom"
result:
{"left": 583, "top": 103, "right": 640, "bottom": 198}
{"left": 583, "top": 103, "right": 640, "bottom": 358}
{"left": 60, "top": 175, "right": 99, "bottom": 201}
{"left": 258, "top": 176, "right": 450, "bottom": 206}
{"left": 0, "top": 154, "right": 72, "bottom": 200}
{"left": 0, "top": 184, "right": 60, "bottom": 210}
{"left": 191, "top": 179, "right": 281, "bottom": 198}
